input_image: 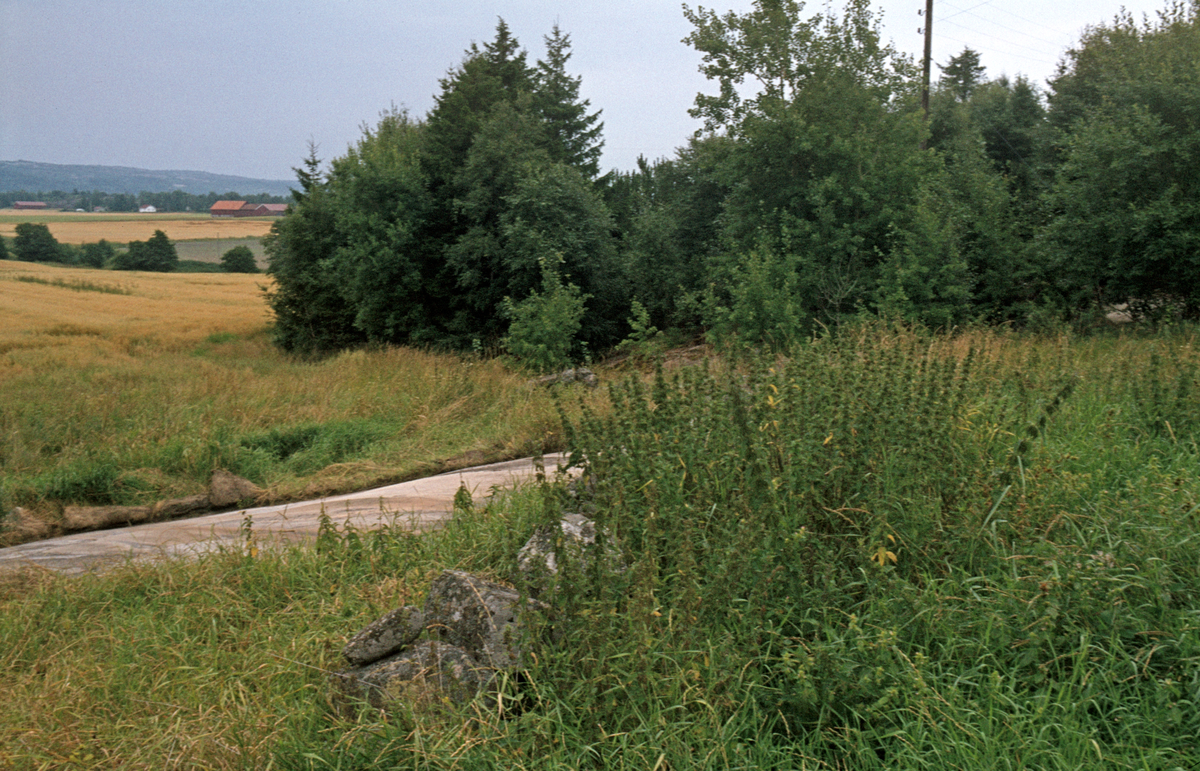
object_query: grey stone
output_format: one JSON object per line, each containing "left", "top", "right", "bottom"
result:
{"left": 333, "top": 640, "right": 492, "bottom": 710}
{"left": 207, "top": 469, "right": 263, "bottom": 508}
{"left": 531, "top": 367, "right": 599, "bottom": 389}
{"left": 518, "top": 513, "right": 623, "bottom": 592}
{"left": 342, "top": 605, "right": 426, "bottom": 666}
{"left": 423, "top": 570, "right": 545, "bottom": 670}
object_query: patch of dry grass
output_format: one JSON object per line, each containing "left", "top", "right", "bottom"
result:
{"left": 1, "top": 262, "right": 595, "bottom": 543}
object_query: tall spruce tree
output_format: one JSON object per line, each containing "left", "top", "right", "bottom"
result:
{"left": 533, "top": 24, "right": 605, "bottom": 179}
{"left": 263, "top": 20, "right": 618, "bottom": 356}
{"left": 263, "top": 146, "right": 365, "bottom": 354}
{"left": 422, "top": 18, "right": 534, "bottom": 193}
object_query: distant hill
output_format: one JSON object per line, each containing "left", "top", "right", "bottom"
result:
{"left": 0, "top": 160, "right": 296, "bottom": 197}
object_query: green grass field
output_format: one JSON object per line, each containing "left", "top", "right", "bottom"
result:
{"left": 1, "top": 305, "right": 1198, "bottom": 768}
{"left": 173, "top": 237, "right": 266, "bottom": 266}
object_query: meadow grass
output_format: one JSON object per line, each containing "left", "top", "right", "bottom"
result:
{"left": 0, "top": 261, "right": 582, "bottom": 542}
{"left": 174, "top": 237, "right": 266, "bottom": 267}
{"left": 1, "top": 306, "right": 1198, "bottom": 768}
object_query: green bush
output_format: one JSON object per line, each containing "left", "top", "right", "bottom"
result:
{"left": 113, "top": 230, "right": 178, "bottom": 272}
{"left": 220, "top": 245, "right": 259, "bottom": 273}
{"left": 502, "top": 257, "right": 589, "bottom": 373}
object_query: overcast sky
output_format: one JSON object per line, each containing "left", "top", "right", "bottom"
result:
{"left": 0, "top": 0, "right": 1175, "bottom": 182}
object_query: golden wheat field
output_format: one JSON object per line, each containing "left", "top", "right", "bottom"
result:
{"left": 0, "top": 209, "right": 274, "bottom": 245}
{"left": 0, "top": 260, "right": 269, "bottom": 375}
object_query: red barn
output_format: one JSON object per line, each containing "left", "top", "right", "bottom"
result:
{"left": 13, "top": 201, "right": 48, "bottom": 210}
{"left": 210, "top": 200, "right": 247, "bottom": 218}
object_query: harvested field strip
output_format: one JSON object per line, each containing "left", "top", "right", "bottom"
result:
{"left": 0, "top": 211, "right": 274, "bottom": 244}
{"left": 0, "top": 261, "right": 268, "bottom": 365}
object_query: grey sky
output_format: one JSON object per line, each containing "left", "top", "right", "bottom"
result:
{"left": 0, "top": 0, "right": 1174, "bottom": 182}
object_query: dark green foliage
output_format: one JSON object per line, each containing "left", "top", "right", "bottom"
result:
{"left": 0, "top": 235, "right": 9, "bottom": 260}
{"left": 1045, "top": 2, "right": 1200, "bottom": 320}
{"left": 609, "top": 139, "right": 729, "bottom": 330}
{"left": 265, "top": 20, "right": 622, "bottom": 361}
{"left": 79, "top": 239, "right": 115, "bottom": 269}
{"left": 220, "top": 245, "right": 258, "bottom": 273}
{"left": 263, "top": 148, "right": 365, "bottom": 355}
{"left": 685, "top": 0, "right": 969, "bottom": 335}
{"left": 533, "top": 24, "right": 605, "bottom": 180}
{"left": 498, "top": 160, "right": 625, "bottom": 348}
{"left": 538, "top": 326, "right": 1200, "bottom": 764}
{"left": 501, "top": 257, "right": 590, "bottom": 372}
{"left": 444, "top": 100, "right": 554, "bottom": 341}
{"left": 114, "top": 230, "right": 178, "bottom": 272}
{"left": 12, "top": 222, "right": 61, "bottom": 263}
{"left": 325, "top": 109, "right": 443, "bottom": 345}
{"left": 938, "top": 47, "right": 986, "bottom": 102}
{"left": 421, "top": 18, "right": 535, "bottom": 199}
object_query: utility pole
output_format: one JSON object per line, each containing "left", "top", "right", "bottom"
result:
{"left": 920, "top": 0, "right": 934, "bottom": 149}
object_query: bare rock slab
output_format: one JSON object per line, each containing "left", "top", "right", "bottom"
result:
{"left": 518, "top": 513, "right": 624, "bottom": 596}
{"left": 342, "top": 605, "right": 426, "bottom": 666}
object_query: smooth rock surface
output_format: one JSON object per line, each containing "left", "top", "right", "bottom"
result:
{"left": 0, "top": 455, "right": 569, "bottom": 575}
{"left": 62, "top": 505, "right": 153, "bottom": 532}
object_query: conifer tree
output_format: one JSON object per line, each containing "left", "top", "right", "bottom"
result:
{"left": 422, "top": 18, "right": 535, "bottom": 191}
{"left": 534, "top": 24, "right": 605, "bottom": 179}
{"left": 939, "top": 48, "right": 986, "bottom": 102}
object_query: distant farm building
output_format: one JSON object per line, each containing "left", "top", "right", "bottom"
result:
{"left": 210, "top": 200, "right": 288, "bottom": 218}
{"left": 12, "top": 201, "right": 48, "bottom": 210}
{"left": 138, "top": 205, "right": 158, "bottom": 213}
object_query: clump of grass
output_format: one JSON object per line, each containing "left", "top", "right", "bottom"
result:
{"left": 9, "top": 273, "right": 134, "bottom": 295}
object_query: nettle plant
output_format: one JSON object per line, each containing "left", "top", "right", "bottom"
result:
{"left": 549, "top": 327, "right": 1029, "bottom": 722}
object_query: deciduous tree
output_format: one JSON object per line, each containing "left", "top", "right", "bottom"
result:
{"left": 80, "top": 239, "right": 115, "bottom": 268}
{"left": 114, "top": 229, "right": 178, "bottom": 272}
{"left": 1045, "top": 1, "right": 1200, "bottom": 319}
{"left": 220, "top": 245, "right": 259, "bottom": 273}
{"left": 13, "top": 222, "right": 61, "bottom": 263}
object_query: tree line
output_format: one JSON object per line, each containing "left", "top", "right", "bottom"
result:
{"left": 0, "top": 189, "right": 288, "bottom": 213}
{"left": 1, "top": 224, "right": 259, "bottom": 273}
{"left": 261, "top": 0, "right": 1200, "bottom": 364}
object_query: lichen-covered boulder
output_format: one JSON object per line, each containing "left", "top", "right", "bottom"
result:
{"left": 423, "top": 570, "right": 545, "bottom": 670}
{"left": 342, "top": 605, "right": 426, "bottom": 666}
{"left": 332, "top": 640, "right": 491, "bottom": 710}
